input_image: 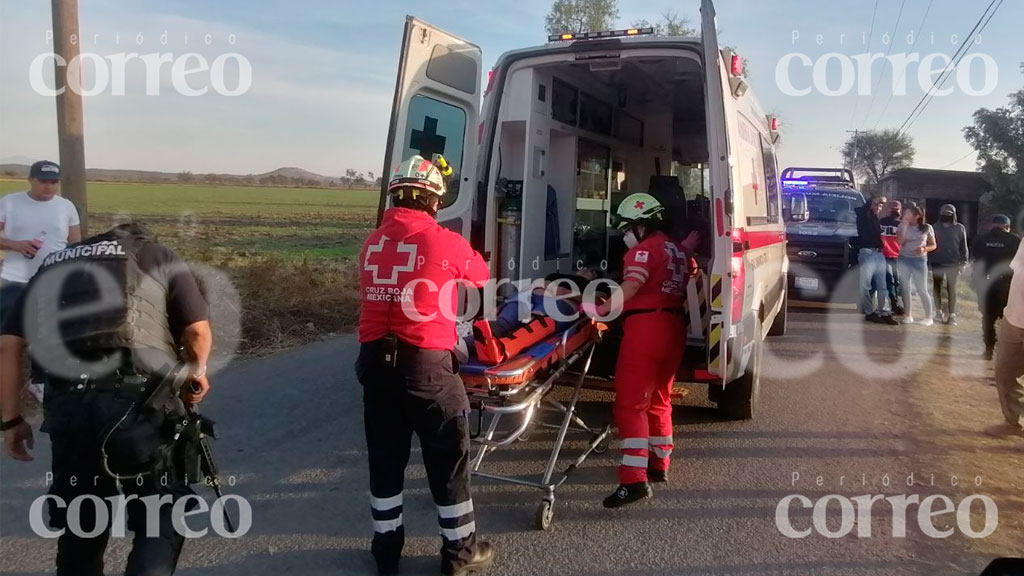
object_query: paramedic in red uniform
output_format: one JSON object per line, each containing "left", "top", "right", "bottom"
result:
{"left": 355, "top": 155, "right": 495, "bottom": 576}
{"left": 586, "top": 193, "right": 697, "bottom": 508}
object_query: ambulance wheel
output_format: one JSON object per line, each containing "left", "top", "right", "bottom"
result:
{"left": 717, "top": 320, "right": 763, "bottom": 421}
{"left": 767, "top": 285, "right": 789, "bottom": 337}
{"left": 535, "top": 500, "right": 554, "bottom": 531}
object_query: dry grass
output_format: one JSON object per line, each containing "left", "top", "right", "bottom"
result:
{"left": 200, "top": 251, "right": 363, "bottom": 356}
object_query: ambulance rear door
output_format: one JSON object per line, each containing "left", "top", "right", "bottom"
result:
{"left": 700, "top": 0, "right": 734, "bottom": 383}
{"left": 379, "top": 16, "right": 482, "bottom": 239}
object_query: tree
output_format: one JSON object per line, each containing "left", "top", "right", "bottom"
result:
{"left": 545, "top": 0, "right": 618, "bottom": 35}
{"left": 632, "top": 10, "right": 695, "bottom": 37}
{"left": 841, "top": 129, "right": 915, "bottom": 193}
{"left": 963, "top": 64, "right": 1024, "bottom": 215}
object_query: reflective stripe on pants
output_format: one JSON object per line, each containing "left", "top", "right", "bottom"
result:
{"left": 614, "top": 312, "right": 686, "bottom": 484}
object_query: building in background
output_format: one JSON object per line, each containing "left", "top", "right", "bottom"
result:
{"left": 879, "top": 168, "right": 991, "bottom": 239}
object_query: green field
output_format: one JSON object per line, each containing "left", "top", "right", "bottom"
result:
{"left": 1, "top": 180, "right": 379, "bottom": 353}
{"left": 0, "top": 180, "right": 380, "bottom": 261}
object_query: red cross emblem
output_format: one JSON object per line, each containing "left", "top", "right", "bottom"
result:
{"left": 635, "top": 200, "right": 646, "bottom": 210}
{"left": 364, "top": 235, "right": 417, "bottom": 285}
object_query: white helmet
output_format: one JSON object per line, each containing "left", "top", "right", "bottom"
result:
{"left": 616, "top": 193, "right": 665, "bottom": 229}
{"left": 388, "top": 155, "right": 449, "bottom": 199}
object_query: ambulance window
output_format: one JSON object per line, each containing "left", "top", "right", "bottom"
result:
{"left": 425, "top": 44, "right": 478, "bottom": 95}
{"left": 760, "top": 136, "right": 780, "bottom": 224}
{"left": 403, "top": 94, "right": 466, "bottom": 207}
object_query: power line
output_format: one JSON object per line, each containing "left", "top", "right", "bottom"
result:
{"left": 895, "top": 0, "right": 1002, "bottom": 138}
{"left": 939, "top": 150, "right": 975, "bottom": 170}
{"left": 848, "top": 0, "right": 880, "bottom": 129}
{"left": 872, "top": 0, "right": 934, "bottom": 129}
{"left": 859, "top": 0, "right": 907, "bottom": 128}
{"left": 895, "top": 0, "right": 997, "bottom": 136}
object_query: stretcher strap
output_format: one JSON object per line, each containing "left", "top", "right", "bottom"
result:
{"left": 473, "top": 316, "right": 557, "bottom": 365}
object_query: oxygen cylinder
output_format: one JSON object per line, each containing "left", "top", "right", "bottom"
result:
{"left": 497, "top": 180, "right": 523, "bottom": 288}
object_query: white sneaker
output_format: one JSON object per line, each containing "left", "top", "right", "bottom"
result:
{"left": 918, "top": 318, "right": 934, "bottom": 327}
{"left": 901, "top": 316, "right": 915, "bottom": 325}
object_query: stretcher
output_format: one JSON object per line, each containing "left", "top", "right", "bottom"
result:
{"left": 460, "top": 317, "right": 612, "bottom": 530}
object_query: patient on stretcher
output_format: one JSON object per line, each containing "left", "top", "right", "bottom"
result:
{"left": 456, "top": 271, "right": 607, "bottom": 365}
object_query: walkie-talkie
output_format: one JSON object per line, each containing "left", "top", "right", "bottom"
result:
{"left": 381, "top": 334, "right": 399, "bottom": 368}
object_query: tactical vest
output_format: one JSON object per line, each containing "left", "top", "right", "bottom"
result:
{"left": 27, "top": 228, "right": 178, "bottom": 382}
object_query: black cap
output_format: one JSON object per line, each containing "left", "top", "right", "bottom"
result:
{"left": 992, "top": 214, "right": 1011, "bottom": 226}
{"left": 29, "top": 160, "right": 61, "bottom": 181}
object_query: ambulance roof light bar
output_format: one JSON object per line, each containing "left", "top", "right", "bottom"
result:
{"left": 548, "top": 27, "right": 655, "bottom": 43}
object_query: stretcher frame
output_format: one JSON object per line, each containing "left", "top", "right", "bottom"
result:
{"left": 462, "top": 321, "right": 612, "bottom": 530}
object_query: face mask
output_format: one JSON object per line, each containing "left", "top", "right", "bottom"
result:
{"left": 623, "top": 231, "right": 639, "bottom": 249}
{"left": 941, "top": 215, "right": 954, "bottom": 223}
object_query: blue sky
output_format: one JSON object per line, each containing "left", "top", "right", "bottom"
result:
{"left": 1, "top": 0, "right": 1022, "bottom": 178}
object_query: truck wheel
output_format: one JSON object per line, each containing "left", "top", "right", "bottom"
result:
{"left": 717, "top": 320, "right": 763, "bottom": 420}
{"left": 767, "top": 285, "right": 788, "bottom": 338}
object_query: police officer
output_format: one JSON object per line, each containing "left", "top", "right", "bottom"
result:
{"left": 586, "top": 193, "right": 697, "bottom": 508}
{"left": 1, "top": 223, "right": 212, "bottom": 576}
{"left": 356, "top": 155, "right": 494, "bottom": 576}
{"left": 971, "top": 214, "right": 1022, "bottom": 360}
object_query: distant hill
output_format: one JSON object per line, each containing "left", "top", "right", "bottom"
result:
{"left": 0, "top": 163, "right": 379, "bottom": 189}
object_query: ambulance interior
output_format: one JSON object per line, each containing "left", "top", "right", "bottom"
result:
{"left": 489, "top": 53, "right": 714, "bottom": 362}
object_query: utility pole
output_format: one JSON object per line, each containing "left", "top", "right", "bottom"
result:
{"left": 52, "top": 0, "right": 88, "bottom": 235}
{"left": 845, "top": 129, "right": 860, "bottom": 170}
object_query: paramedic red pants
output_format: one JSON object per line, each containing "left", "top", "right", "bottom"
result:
{"left": 614, "top": 312, "right": 686, "bottom": 484}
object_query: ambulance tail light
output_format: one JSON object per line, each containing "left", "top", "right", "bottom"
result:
{"left": 485, "top": 68, "right": 497, "bottom": 96}
{"left": 730, "top": 229, "right": 747, "bottom": 323}
{"left": 730, "top": 54, "right": 743, "bottom": 77}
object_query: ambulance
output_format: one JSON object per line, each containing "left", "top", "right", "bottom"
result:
{"left": 378, "top": 0, "right": 787, "bottom": 420}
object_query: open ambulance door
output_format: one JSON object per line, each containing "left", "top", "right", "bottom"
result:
{"left": 700, "top": 0, "right": 734, "bottom": 385}
{"left": 379, "top": 17, "right": 482, "bottom": 240}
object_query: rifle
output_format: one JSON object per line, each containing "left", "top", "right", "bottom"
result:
{"left": 184, "top": 392, "right": 235, "bottom": 533}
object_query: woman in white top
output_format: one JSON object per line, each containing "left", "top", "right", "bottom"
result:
{"left": 896, "top": 205, "right": 938, "bottom": 325}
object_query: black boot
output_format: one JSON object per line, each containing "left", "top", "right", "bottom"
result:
{"left": 602, "top": 482, "right": 652, "bottom": 508}
{"left": 648, "top": 468, "right": 669, "bottom": 483}
{"left": 444, "top": 542, "right": 496, "bottom": 576}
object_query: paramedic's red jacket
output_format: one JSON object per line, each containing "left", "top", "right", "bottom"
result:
{"left": 358, "top": 207, "right": 490, "bottom": 350}
{"left": 621, "top": 230, "right": 691, "bottom": 312}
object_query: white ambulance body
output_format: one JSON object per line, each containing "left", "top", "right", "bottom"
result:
{"left": 379, "top": 0, "right": 787, "bottom": 419}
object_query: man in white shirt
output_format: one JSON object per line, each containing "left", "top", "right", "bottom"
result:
{"left": 990, "top": 238, "right": 1024, "bottom": 438}
{"left": 0, "top": 160, "right": 81, "bottom": 326}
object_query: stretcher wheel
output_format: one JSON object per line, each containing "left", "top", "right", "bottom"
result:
{"left": 592, "top": 438, "right": 609, "bottom": 454}
{"left": 535, "top": 500, "right": 554, "bottom": 531}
